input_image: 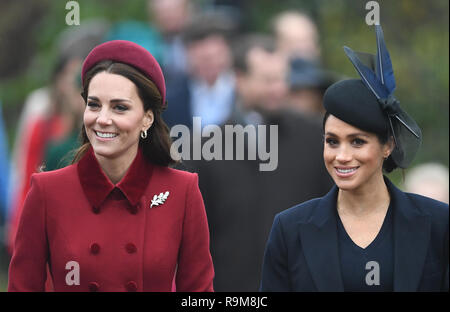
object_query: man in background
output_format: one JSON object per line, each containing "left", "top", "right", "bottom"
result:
{"left": 163, "top": 10, "right": 237, "bottom": 128}
{"left": 185, "top": 34, "right": 333, "bottom": 291}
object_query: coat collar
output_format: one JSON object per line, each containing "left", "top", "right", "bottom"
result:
{"left": 298, "top": 176, "right": 431, "bottom": 292}
{"left": 298, "top": 184, "right": 344, "bottom": 291}
{"left": 387, "top": 177, "right": 431, "bottom": 291}
{"left": 77, "top": 146, "right": 154, "bottom": 211}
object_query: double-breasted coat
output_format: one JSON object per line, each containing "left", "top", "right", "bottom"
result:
{"left": 8, "top": 147, "right": 214, "bottom": 292}
{"left": 260, "top": 178, "right": 449, "bottom": 292}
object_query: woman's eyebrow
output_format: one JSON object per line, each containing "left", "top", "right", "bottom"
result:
{"left": 324, "top": 132, "right": 370, "bottom": 138}
{"left": 87, "top": 96, "right": 132, "bottom": 103}
{"left": 110, "top": 98, "right": 132, "bottom": 103}
{"left": 347, "top": 133, "right": 370, "bottom": 138}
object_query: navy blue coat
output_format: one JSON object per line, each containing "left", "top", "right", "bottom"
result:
{"left": 163, "top": 72, "right": 193, "bottom": 129}
{"left": 260, "top": 178, "right": 449, "bottom": 292}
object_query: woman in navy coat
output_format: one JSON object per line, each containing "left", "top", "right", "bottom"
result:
{"left": 8, "top": 40, "right": 214, "bottom": 292}
{"left": 260, "top": 25, "right": 448, "bottom": 292}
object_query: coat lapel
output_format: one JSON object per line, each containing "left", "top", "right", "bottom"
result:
{"left": 298, "top": 178, "right": 432, "bottom": 292}
{"left": 388, "top": 179, "right": 431, "bottom": 291}
{"left": 298, "top": 186, "right": 344, "bottom": 291}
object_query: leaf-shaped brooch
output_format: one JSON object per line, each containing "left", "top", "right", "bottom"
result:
{"left": 150, "top": 191, "right": 170, "bottom": 208}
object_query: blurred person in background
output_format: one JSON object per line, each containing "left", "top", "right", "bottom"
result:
{"left": 185, "top": 33, "right": 332, "bottom": 291}
{"left": 0, "top": 100, "right": 9, "bottom": 289}
{"left": 7, "top": 85, "right": 62, "bottom": 255}
{"left": 272, "top": 10, "right": 337, "bottom": 118}
{"left": 404, "top": 163, "right": 449, "bottom": 204}
{"left": 6, "top": 21, "right": 108, "bottom": 254}
{"left": 287, "top": 57, "right": 337, "bottom": 118}
{"left": 0, "top": 101, "right": 9, "bottom": 239}
{"left": 43, "top": 21, "right": 109, "bottom": 171}
{"left": 272, "top": 10, "right": 321, "bottom": 62}
{"left": 232, "top": 34, "right": 289, "bottom": 114}
{"left": 163, "top": 10, "right": 237, "bottom": 128}
{"left": 104, "top": 20, "right": 164, "bottom": 65}
{"left": 147, "top": 0, "right": 193, "bottom": 76}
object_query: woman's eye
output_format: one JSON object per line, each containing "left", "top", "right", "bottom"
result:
{"left": 326, "top": 138, "right": 338, "bottom": 146}
{"left": 352, "top": 138, "right": 366, "bottom": 146}
{"left": 114, "top": 104, "right": 128, "bottom": 112}
{"left": 87, "top": 101, "right": 100, "bottom": 108}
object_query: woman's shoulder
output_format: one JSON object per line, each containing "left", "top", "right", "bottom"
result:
{"left": 31, "top": 163, "right": 78, "bottom": 184}
{"left": 276, "top": 196, "right": 324, "bottom": 226}
{"left": 25, "top": 165, "right": 80, "bottom": 198}
{"left": 404, "top": 191, "right": 449, "bottom": 219}
{"left": 152, "top": 165, "right": 198, "bottom": 185}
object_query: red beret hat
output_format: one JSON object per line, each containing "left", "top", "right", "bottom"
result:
{"left": 81, "top": 40, "right": 166, "bottom": 105}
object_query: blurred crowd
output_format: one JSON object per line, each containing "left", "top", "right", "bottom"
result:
{"left": 0, "top": 0, "right": 448, "bottom": 291}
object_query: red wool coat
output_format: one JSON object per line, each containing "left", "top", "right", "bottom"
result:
{"left": 8, "top": 147, "right": 214, "bottom": 292}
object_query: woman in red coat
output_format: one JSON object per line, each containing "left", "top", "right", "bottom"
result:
{"left": 8, "top": 40, "right": 214, "bottom": 292}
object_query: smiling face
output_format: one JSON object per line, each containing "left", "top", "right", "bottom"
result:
{"left": 84, "top": 71, "right": 154, "bottom": 165}
{"left": 323, "top": 114, "right": 392, "bottom": 192}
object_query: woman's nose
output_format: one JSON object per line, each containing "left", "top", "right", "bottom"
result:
{"left": 335, "top": 146, "right": 353, "bottom": 162}
{"left": 96, "top": 109, "right": 112, "bottom": 125}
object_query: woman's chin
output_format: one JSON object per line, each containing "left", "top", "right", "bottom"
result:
{"left": 91, "top": 145, "right": 120, "bottom": 159}
{"left": 333, "top": 177, "right": 360, "bottom": 191}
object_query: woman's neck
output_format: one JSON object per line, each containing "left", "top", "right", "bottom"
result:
{"left": 337, "top": 173, "right": 390, "bottom": 217}
{"left": 94, "top": 147, "right": 138, "bottom": 185}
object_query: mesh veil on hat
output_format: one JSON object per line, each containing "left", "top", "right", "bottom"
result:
{"left": 323, "top": 25, "right": 422, "bottom": 169}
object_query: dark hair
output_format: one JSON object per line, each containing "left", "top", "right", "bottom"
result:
{"left": 73, "top": 60, "right": 177, "bottom": 167}
{"left": 322, "top": 111, "right": 397, "bottom": 173}
{"left": 232, "top": 34, "right": 276, "bottom": 73}
{"left": 182, "top": 11, "right": 237, "bottom": 45}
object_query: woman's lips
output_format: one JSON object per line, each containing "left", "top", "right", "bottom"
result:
{"left": 334, "top": 166, "right": 359, "bottom": 178}
{"left": 94, "top": 130, "right": 118, "bottom": 141}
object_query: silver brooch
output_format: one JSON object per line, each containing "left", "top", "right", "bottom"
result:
{"left": 150, "top": 191, "right": 170, "bottom": 208}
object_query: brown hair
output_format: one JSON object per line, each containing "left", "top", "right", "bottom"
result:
{"left": 73, "top": 60, "right": 177, "bottom": 167}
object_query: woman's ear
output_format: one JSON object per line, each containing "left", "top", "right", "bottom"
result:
{"left": 384, "top": 136, "right": 396, "bottom": 159}
{"left": 143, "top": 110, "right": 154, "bottom": 131}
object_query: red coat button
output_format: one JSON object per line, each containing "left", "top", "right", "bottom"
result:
{"left": 125, "top": 281, "right": 137, "bottom": 292}
{"left": 90, "top": 243, "right": 100, "bottom": 254}
{"left": 125, "top": 243, "right": 137, "bottom": 254}
{"left": 88, "top": 282, "right": 99, "bottom": 292}
{"left": 92, "top": 206, "right": 100, "bottom": 214}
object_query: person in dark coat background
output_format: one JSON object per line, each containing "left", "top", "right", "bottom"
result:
{"left": 163, "top": 10, "right": 237, "bottom": 129}
{"left": 8, "top": 40, "right": 214, "bottom": 292}
{"left": 260, "top": 25, "right": 449, "bottom": 292}
{"left": 184, "top": 34, "right": 333, "bottom": 291}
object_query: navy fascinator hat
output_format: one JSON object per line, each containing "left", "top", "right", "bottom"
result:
{"left": 323, "top": 25, "right": 422, "bottom": 169}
